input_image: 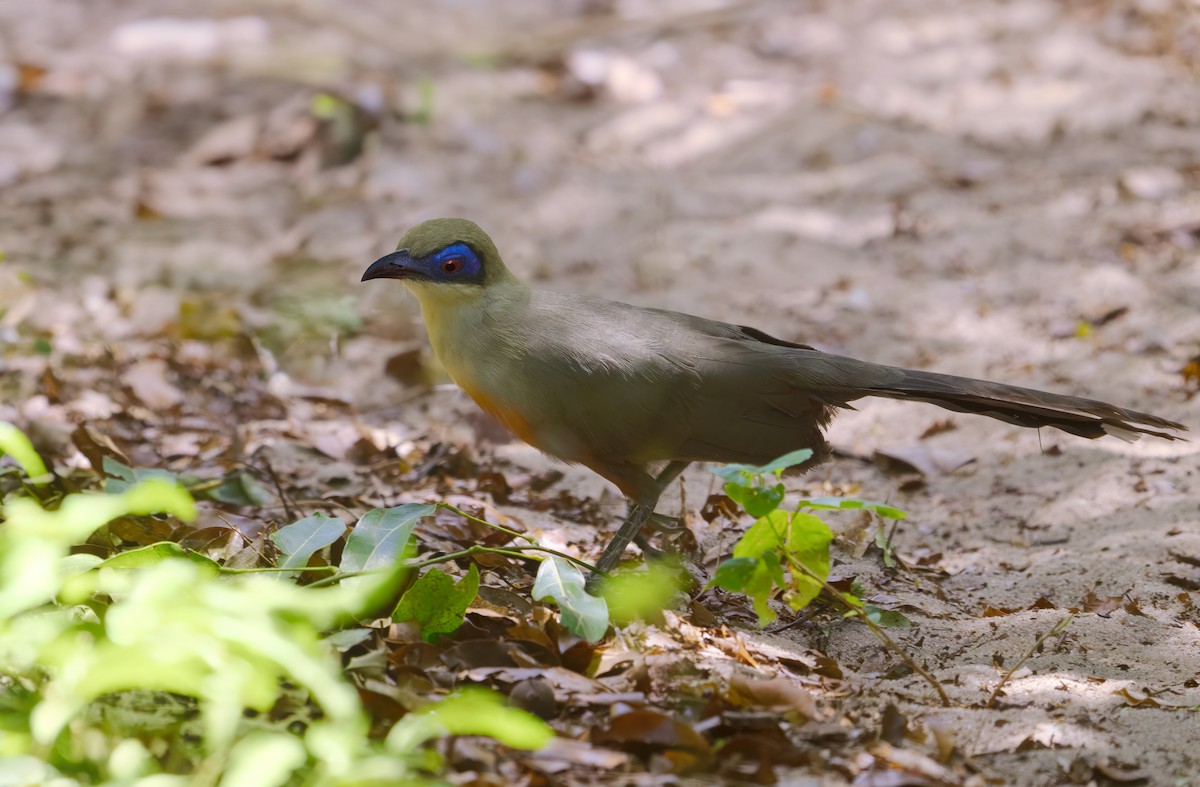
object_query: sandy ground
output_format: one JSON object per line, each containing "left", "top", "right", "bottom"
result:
{"left": 2, "top": 0, "right": 1198, "bottom": 783}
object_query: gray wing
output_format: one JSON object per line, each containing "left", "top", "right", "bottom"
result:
{"left": 510, "top": 293, "right": 838, "bottom": 467}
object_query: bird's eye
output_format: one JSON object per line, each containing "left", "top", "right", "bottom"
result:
{"left": 440, "top": 258, "right": 463, "bottom": 275}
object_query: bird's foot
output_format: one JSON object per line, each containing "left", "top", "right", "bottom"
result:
{"left": 587, "top": 520, "right": 700, "bottom": 596}
{"left": 641, "top": 512, "right": 697, "bottom": 557}
{"left": 584, "top": 551, "right": 703, "bottom": 601}
{"left": 646, "top": 511, "right": 686, "bottom": 533}
{"left": 632, "top": 533, "right": 666, "bottom": 560}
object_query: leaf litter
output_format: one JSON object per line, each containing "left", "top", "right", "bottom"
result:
{"left": 1, "top": 0, "right": 1198, "bottom": 784}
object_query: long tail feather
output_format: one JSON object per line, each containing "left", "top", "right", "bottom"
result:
{"left": 807, "top": 354, "right": 1187, "bottom": 441}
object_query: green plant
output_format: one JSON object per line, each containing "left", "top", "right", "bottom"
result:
{"left": 706, "top": 449, "right": 909, "bottom": 627}
{"left": 104, "top": 448, "right": 615, "bottom": 645}
{"left": 0, "top": 423, "right": 552, "bottom": 785}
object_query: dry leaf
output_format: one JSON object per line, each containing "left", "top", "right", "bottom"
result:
{"left": 123, "top": 358, "right": 183, "bottom": 410}
{"left": 1082, "top": 591, "right": 1122, "bottom": 615}
{"left": 729, "top": 674, "right": 819, "bottom": 720}
{"left": 874, "top": 444, "right": 975, "bottom": 476}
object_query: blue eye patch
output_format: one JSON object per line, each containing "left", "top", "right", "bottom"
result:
{"left": 427, "top": 243, "right": 483, "bottom": 283}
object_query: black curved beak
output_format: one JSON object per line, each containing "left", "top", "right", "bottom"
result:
{"left": 361, "top": 250, "right": 421, "bottom": 282}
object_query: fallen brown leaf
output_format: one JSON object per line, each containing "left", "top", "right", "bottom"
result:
{"left": 123, "top": 358, "right": 183, "bottom": 410}
{"left": 874, "top": 444, "right": 975, "bottom": 476}
{"left": 593, "top": 709, "right": 711, "bottom": 764}
{"left": 1082, "top": 591, "right": 1122, "bottom": 615}
{"left": 728, "top": 674, "right": 819, "bottom": 720}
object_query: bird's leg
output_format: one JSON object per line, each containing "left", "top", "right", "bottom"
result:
{"left": 632, "top": 529, "right": 665, "bottom": 559}
{"left": 631, "top": 500, "right": 665, "bottom": 559}
{"left": 644, "top": 511, "right": 687, "bottom": 534}
{"left": 591, "top": 502, "right": 657, "bottom": 582}
{"left": 632, "top": 512, "right": 688, "bottom": 558}
{"left": 588, "top": 461, "right": 690, "bottom": 590}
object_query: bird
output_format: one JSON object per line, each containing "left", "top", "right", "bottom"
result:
{"left": 362, "top": 218, "right": 1187, "bottom": 585}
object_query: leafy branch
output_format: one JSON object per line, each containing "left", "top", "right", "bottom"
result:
{"left": 705, "top": 452, "right": 947, "bottom": 703}
{"left": 706, "top": 449, "right": 907, "bottom": 624}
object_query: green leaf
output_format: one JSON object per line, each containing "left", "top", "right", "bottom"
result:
{"left": 114, "top": 479, "right": 196, "bottom": 522}
{"left": 206, "top": 472, "right": 273, "bottom": 506}
{"left": 531, "top": 557, "right": 609, "bottom": 643}
{"left": 840, "top": 590, "right": 865, "bottom": 610}
{"left": 725, "top": 510, "right": 834, "bottom": 625}
{"left": 711, "top": 449, "right": 814, "bottom": 483}
{"left": 708, "top": 556, "right": 759, "bottom": 592}
{"left": 754, "top": 448, "right": 815, "bottom": 477}
{"left": 103, "top": 455, "right": 135, "bottom": 481}
{"left": 731, "top": 512, "right": 786, "bottom": 559}
{"left": 310, "top": 91, "right": 346, "bottom": 119}
{"left": 865, "top": 605, "right": 912, "bottom": 628}
{"left": 5, "top": 480, "right": 194, "bottom": 542}
{"left": 798, "top": 496, "right": 907, "bottom": 520}
{"left": 59, "top": 553, "right": 103, "bottom": 576}
{"left": 602, "top": 562, "right": 683, "bottom": 624}
{"left": 103, "top": 457, "right": 178, "bottom": 494}
{"left": 0, "top": 422, "right": 49, "bottom": 483}
{"left": 874, "top": 525, "right": 896, "bottom": 568}
{"left": 711, "top": 465, "right": 755, "bottom": 489}
{"left": 414, "top": 77, "right": 436, "bottom": 124}
{"left": 387, "top": 688, "right": 553, "bottom": 753}
{"left": 762, "top": 547, "right": 786, "bottom": 588}
{"left": 269, "top": 514, "right": 346, "bottom": 572}
{"left": 220, "top": 732, "right": 306, "bottom": 787}
{"left": 727, "top": 514, "right": 788, "bottom": 626}
{"left": 394, "top": 564, "right": 480, "bottom": 641}
{"left": 324, "top": 628, "right": 373, "bottom": 651}
{"left": 0, "top": 480, "right": 195, "bottom": 620}
{"left": 340, "top": 504, "right": 436, "bottom": 578}
{"left": 784, "top": 512, "right": 834, "bottom": 553}
{"left": 782, "top": 512, "right": 834, "bottom": 611}
{"left": 742, "top": 552, "right": 780, "bottom": 626}
{"left": 725, "top": 481, "right": 785, "bottom": 518}
{"left": 95, "top": 542, "right": 220, "bottom": 575}
{"left": 432, "top": 687, "right": 554, "bottom": 748}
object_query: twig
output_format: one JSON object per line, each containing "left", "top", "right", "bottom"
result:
{"left": 220, "top": 564, "right": 338, "bottom": 575}
{"left": 185, "top": 478, "right": 224, "bottom": 494}
{"left": 303, "top": 543, "right": 597, "bottom": 589}
{"left": 406, "top": 545, "right": 535, "bottom": 571}
{"left": 763, "top": 600, "right": 828, "bottom": 634}
{"left": 438, "top": 502, "right": 535, "bottom": 545}
{"left": 984, "top": 615, "right": 1074, "bottom": 709}
{"left": 787, "top": 555, "right": 951, "bottom": 707}
{"left": 850, "top": 597, "right": 950, "bottom": 707}
{"left": 263, "top": 499, "right": 363, "bottom": 520}
{"left": 438, "top": 503, "right": 599, "bottom": 572}
{"left": 255, "top": 458, "right": 297, "bottom": 522}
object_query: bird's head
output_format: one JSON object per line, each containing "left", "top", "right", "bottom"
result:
{"left": 361, "top": 218, "right": 513, "bottom": 307}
